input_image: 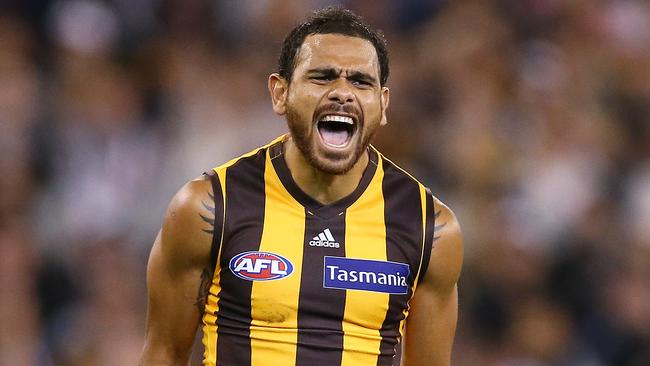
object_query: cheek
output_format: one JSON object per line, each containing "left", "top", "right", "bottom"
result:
{"left": 288, "top": 86, "right": 320, "bottom": 116}
{"left": 360, "top": 94, "right": 383, "bottom": 122}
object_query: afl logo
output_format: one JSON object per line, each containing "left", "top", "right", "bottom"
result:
{"left": 229, "top": 251, "right": 294, "bottom": 281}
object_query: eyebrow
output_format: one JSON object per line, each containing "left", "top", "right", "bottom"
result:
{"left": 347, "top": 70, "right": 377, "bottom": 85}
{"left": 306, "top": 68, "right": 378, "bottom": 85}
{"left": 306, "top": 68, "right": 340, "bottom": 78}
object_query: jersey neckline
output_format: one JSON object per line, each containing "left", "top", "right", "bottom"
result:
{"left": 268, "top": 138, "right": 378, "bottom": 219}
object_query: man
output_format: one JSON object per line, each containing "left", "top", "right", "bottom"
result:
{"left": 141, "top": 7, "right": 462, "bottom": 366}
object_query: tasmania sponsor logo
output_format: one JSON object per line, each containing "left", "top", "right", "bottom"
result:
{"left": 323, "top": 256, "right": 410, "bottom": 294}
{"left": 229, "top": 251, "right": 293, "bottom": 281}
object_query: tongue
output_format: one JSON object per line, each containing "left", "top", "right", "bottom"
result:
{"left": 320, "top": 129, "right": 348, "bottom": 146}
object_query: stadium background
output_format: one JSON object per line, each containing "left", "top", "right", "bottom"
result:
{"left": 1, "top": 0, "right": 648, "bottom": 365}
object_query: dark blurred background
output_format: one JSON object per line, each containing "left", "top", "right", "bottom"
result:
{"left": 0, "top": 0, "right": 649, "bottom": 365}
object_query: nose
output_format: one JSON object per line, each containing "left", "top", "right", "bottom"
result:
{"left": 327, "top": 79, "right": 355, "bottom": 104}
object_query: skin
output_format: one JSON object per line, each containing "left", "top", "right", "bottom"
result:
{"left": 268, "top": 34, "right": 389, "bottom": 204}
{"left": 140, "top": 33, "right": 462, "bottom": 366}
{"left": 140, "top": 176, "right": 213, "bottom": 365}
{"left": 401, "top": 198, "right": 463, "bottom": 366}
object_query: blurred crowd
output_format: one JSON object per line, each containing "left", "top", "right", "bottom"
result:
{"left": 0, "top": 0, "right": 648, "bottom": 365}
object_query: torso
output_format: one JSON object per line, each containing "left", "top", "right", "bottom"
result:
{"left": 201, "top": 136, "right": 436, "bottom": 366}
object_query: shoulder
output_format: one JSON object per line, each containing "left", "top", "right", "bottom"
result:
{"left": 374, "top": 150, "right": 463, "bottom": 285}
{"left": 165, "top": 175, "right": 213, "bottom": 223}
{"left": 423, "top": 194, "right": 463, "bottom": 291}
{"left": 376, "top": 150, "right": 420, "bottom": 184}
{"left": 376, "top": 150, "right": 435, "bottom": 200}
{"left": 159, "top": 175, "right": 215, "bottom": 269}
{"left": 211, "top": 135, "right": 286, "bottom": 174}
{"left": 431, "top": 196, "right": 461, "bottom": 248}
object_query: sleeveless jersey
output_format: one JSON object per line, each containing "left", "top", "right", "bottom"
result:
{"left": 201, "top": 136, "right": 436, "bottom": 366}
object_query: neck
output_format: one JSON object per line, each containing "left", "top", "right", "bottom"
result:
{"left": 284, "top": 137, "right": 368, "bottom": 205}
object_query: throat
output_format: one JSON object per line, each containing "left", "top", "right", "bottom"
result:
{"left": 284, "top": 138, "right": 368, "bottom": 205}
{"left": 306, "top": 176, "right": 356, "bottom": 205}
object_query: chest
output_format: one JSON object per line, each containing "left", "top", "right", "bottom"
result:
{"left": 217, "top": 193, "right": 423, "bottom": 328}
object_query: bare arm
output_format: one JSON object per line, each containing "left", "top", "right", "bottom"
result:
{"left": 140, "top": 177, "right": 215, "bottom": 365}
{"left": 402, "top": 198, "right": 464, "bottom": 366}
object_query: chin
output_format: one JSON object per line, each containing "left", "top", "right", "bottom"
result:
{"left": 308, "top": 140, "right": 367, "bottom": 175}
{"left": 286, "top": 109, "right": 373, "bottom": 175}
{"left": 309, "top": 154, "right": 357, "bottom": 175}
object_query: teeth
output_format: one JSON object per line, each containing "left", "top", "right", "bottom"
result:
{"left": 320, "top": 115, "right": 354, "bottom": 124}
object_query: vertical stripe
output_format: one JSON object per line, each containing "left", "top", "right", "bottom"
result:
{"left": 216, "top": 149, "right": 267, "bottom": 366}
{"left": 204, "top": 141, "right": 281, "bottom": 366}
{"left": 378, "top": 158, "right": 424, "bottom": 366}
{"left": 296, "top": 211, "right": 347, "bottom": 366}
{"left": 203, "top": 277, "right": 220, "bottom": 365}
{"left": 341, "top": 157, "right": 388, "bottom": 366}
{"left": 418, "top": 190, "right": 435, "bottom": 283}
{"left": 412, "top": 186, "right": 428, "bottom": 287}
{"left": 203, "top": 273, "right": 219, "bottom": 366}
{"left": 249, "top": 150, "right": 306, "bottom": 366}
{"left": 207, "top": 172, "right": 225, "bottom": 272}
{"left": 202, "top": 171, "right": 226, "bottom": 365}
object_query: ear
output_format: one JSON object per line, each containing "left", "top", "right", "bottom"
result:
{"left": 379, "top": 86, "right": 390, "bottom": 126}
{"left": 268, "top": 73, "right": 289, "bottom": 116}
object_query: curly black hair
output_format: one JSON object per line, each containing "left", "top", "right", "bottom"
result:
{"left": 278, "top": 7, "right": 389, "bottom": 86}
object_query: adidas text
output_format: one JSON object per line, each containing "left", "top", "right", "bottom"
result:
{"left": 310, "top": 228, "right": 340, "bottom": 248}
{"left": 309, "top": 239, "right": 340, "bottom": 248}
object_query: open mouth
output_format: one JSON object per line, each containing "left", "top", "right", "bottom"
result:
{"left": 317, "top": 115, "right": 356, "bottom": 147}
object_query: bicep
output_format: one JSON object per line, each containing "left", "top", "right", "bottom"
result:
{"left": 141, "top": 179, "right": 215, "bottom": 365}
{"left": 402, "top": 201, "right": 463, "bottom": 366}
{"left": 141, "top": 232, "right": 206, "bottom": 364}
{"left": 402, "top": 284, "right": 458, "bottom": 366}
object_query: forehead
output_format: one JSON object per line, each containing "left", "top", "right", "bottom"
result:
{"left": 293, "top": 34, "right": 379, "bottom": 76}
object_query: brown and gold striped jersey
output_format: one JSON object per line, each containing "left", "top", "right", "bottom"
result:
{"left": 201, "top": 136, "right": 436, "bottom": 366}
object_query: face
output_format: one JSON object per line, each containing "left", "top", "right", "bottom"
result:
{"left": 269, "top": 33, "right": 389, "bottom": 175}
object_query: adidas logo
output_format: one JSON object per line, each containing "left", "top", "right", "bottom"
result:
{"left": 309, "top": 228, "right": 340, "bottom": 248}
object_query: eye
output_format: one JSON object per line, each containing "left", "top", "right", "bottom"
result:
{"left": 351, "top": 79, "right": 372, "bottom": 88}
{"left": 310, "top": 75, "right": 333, "bottom": 83}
